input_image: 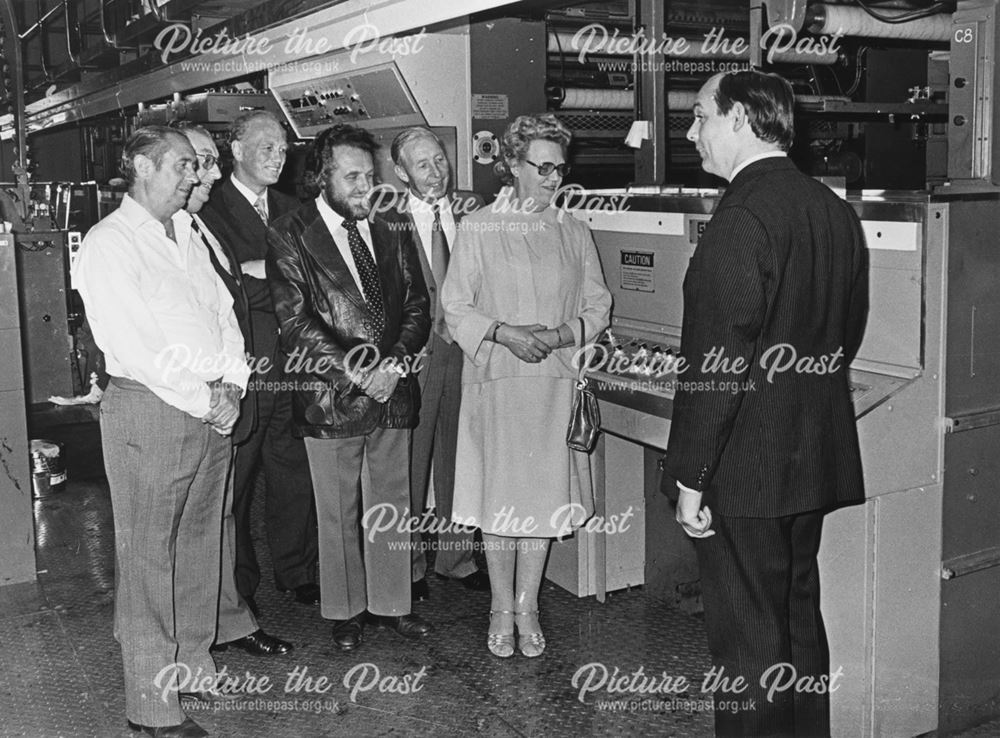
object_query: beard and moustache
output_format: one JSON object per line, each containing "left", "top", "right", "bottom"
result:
{"left": 323, "top": 187, "right": 371, "bottom": 221}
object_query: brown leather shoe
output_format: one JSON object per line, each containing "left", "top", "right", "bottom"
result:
{"left": 331, "top": 615, "right": 364, "bottom": 651}
{"left": 214, "top": 628, "right": 293, "bottom": 656}
{"left": 127, "top": 717, "right": 207, "bottom": 737}
{"left": 369, "top": 612, "right": 434, "bottom": 639}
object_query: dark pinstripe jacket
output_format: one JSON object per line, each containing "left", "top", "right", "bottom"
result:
{"left": 664, "top": 157, "right": 868, "bottom": 517}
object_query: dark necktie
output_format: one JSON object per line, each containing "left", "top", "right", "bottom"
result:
{"left": 191, "top": 218, "right": 241, "bottom": 289}
{"left": 430, "top": 202, "right": 451, "bottom": 341}
{"left": 343, "top": 218, "right": 385, "bottom": 337}
{"left": 191, "top": 217, "right": 248, "bottom": 336}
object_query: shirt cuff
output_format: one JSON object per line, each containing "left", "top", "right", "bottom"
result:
{"left": 676, "top": 481, "right": 701, "bottom": 496}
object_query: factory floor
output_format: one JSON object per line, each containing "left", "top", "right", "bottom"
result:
{"left": 2, "top": 414, "right": 999, "bottom": 737}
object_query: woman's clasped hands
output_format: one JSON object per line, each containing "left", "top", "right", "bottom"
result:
{"left": 495, "top": 323, "right": 564, "bottom": 363}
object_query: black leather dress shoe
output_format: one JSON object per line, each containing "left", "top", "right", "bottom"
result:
{"left": 411, "top": 578, "right": 429, "bottom": 602}
{"left": 214, "top": 628, "right": 293, "bottom": 656}
{"left": 127, "top": 717, "right": 207, "bottom": 737}
{"left": 436, "top": 569, "right": 491, "bottom": 591}
{"left": 369, "top": 613, "right": 434, "bottom": 639}
{"left": 331, "top": 615, "right": 364, "bottom": 651}
{"left": 279, "top": 582, "right": 321, "bottom": 605}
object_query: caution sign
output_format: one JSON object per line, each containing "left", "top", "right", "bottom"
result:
{"left": 620, "top": 250, "right": 654, "bottom": 292}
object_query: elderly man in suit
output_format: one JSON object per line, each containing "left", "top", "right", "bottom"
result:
{"left": 385, "top": 127, "right": 489, "bottom": 601}
{"left": 199, "top": 110, "right": 320, "bottom": 611}
{"left": 176, "top": 122, "right": 293, "bottom": 658}
{"left": 663, "top": 71, "right": 868, "bottom": 737}
{"left": 267, "top": 123, "right": 433, "bottom": 651}
{"left": 74, "top": 126, "right": 247, "bottom": 737}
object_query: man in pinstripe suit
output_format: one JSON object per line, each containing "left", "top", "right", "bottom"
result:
{"left": 664, "top": 71, "right": 868, "bottom": 737}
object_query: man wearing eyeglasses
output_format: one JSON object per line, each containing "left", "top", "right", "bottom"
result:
{"left": 173, "top": 122, "right": 295, "bottom": 662}
{"left": 200, "top": 110, "right": 320, "bottom": 615}
{"left": 74, "top": 126, "right": 249, "bottom": 736}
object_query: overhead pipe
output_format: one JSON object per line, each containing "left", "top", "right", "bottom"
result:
{"left": 36, "top": 0, "right": 52, "bottom": 82}
{"left": 17, "top": 0, "right": 61, "bottom": 40}
{"left": 99, "top": 0, "right": 117, "bottom": 46}
{"left": 64, "top": 0, "right": 81, "bottom": 67}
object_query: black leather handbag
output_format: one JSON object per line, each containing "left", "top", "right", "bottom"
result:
{"left": 566, "top": 318, "right": 601, "bottom": 453}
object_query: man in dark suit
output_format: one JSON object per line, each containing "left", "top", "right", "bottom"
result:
{"left": 200, "top": 110, "right": 320, "bottom": 611}
{"left": 267, "top": 123, "right": 433, "bottom": 651}
{"left": 384, "top": 127, "right": 489, "bottom": 601}
{"left": 178, "top": 122, "right": 293, "bottom": 657}
{"left": 663, "top": 71, "right": 868, "bottom": 737}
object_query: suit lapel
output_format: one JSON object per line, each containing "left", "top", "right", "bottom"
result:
{"left": 369, "top": 215, "right": 397, "bottom": 304}
{"left": 403, "top": 200, "right": 435, "bottom": 290}
{"left": 300, "top": 208, "right": 369, "bottom": 314}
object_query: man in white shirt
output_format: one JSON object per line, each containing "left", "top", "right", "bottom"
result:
{"left": 385, "top": 127, "right": 488, "bottom": 600}
{"left": 266, "top": 124, "right": 432, "bottom": 652}
{"left": 74, "top": 126, "right": 249, "bottom": 737}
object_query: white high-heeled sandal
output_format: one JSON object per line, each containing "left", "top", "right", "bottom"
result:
{"left": 515, "top": 610, "right": 545, "bottom": 658}
{"left": 487, "top": 610, "right": 515, "bottom": 658}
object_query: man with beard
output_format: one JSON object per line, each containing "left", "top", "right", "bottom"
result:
{"left": 74, "top": 126, "right": 248, "bottom": 736}
{"left": 267, "top": 123, "right": 432, "bottom": 651}
{"left": 176, "top": 121, "right": 294, "bottom": 658}
{"left": 199, "top": 110, "right": 319, "bottom": 613}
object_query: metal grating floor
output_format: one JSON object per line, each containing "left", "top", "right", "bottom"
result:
{"left": 6, "top": 475, "right": 1000, "bottom": 737}
{"left": 4, "top": 476, "right": 719, "bottom": 738}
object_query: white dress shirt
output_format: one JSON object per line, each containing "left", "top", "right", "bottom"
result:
{"left": 407, "top": 191, "right": 457, "bottom": 266}
{"left": 231, "top": 173, "right": 267, "bottom": 218}
{"left": 315, "top": 194, "right": 377, "bottom": 294}
{"left": 728, "top": 150, "right": 787, "bottom": 181}
{"left": 73, "top": 194, "right": 250, "bottom": 419}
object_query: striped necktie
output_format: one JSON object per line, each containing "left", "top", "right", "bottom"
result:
{"left": 253, "top": 195, "right": 268, "bottom": 223}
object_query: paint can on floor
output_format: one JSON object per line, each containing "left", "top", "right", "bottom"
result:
{"left": 30, "top": 439, "right": 66, "bottom": 498}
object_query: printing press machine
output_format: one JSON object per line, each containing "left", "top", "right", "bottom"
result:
{"left": 546, "top": 187, "right": 1000, "bottom": 736}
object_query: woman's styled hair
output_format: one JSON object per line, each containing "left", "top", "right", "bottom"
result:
{"left": 493, "top": 114, "right": 572, "bottom": 185}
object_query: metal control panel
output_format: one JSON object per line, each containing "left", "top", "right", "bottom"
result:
{"left": 269, "top": 62, "right": 426, "bottom": 138}
{"left": 573, "top": 190, "right": 933, "bottom": 491}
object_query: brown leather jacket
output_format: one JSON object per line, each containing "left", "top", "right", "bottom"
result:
{"left": 266, "top": 200, "right": 430, "bottom": 438}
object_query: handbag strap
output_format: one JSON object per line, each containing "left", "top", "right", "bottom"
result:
{"left": 576, "top": 317, "right": 588, "bottom": 383}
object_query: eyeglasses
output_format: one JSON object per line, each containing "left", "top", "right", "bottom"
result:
{"left": 524, "top": 159, "right": 570, "bottom": 177}
{"left": 197, "top": 153, "right": 218, "bottom": 170}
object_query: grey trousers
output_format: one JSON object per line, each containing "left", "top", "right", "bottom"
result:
{"left": 305, "top": 428, "right": 411, "bottom": 621}
{"left": 410, "top": 335, "right": 478, "bottom": 581}
{"left": 216, "top": 447, "right": 258, "bottom": 644}
{"left": 102, "top": 379, "right": 229, "bottom": 726}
